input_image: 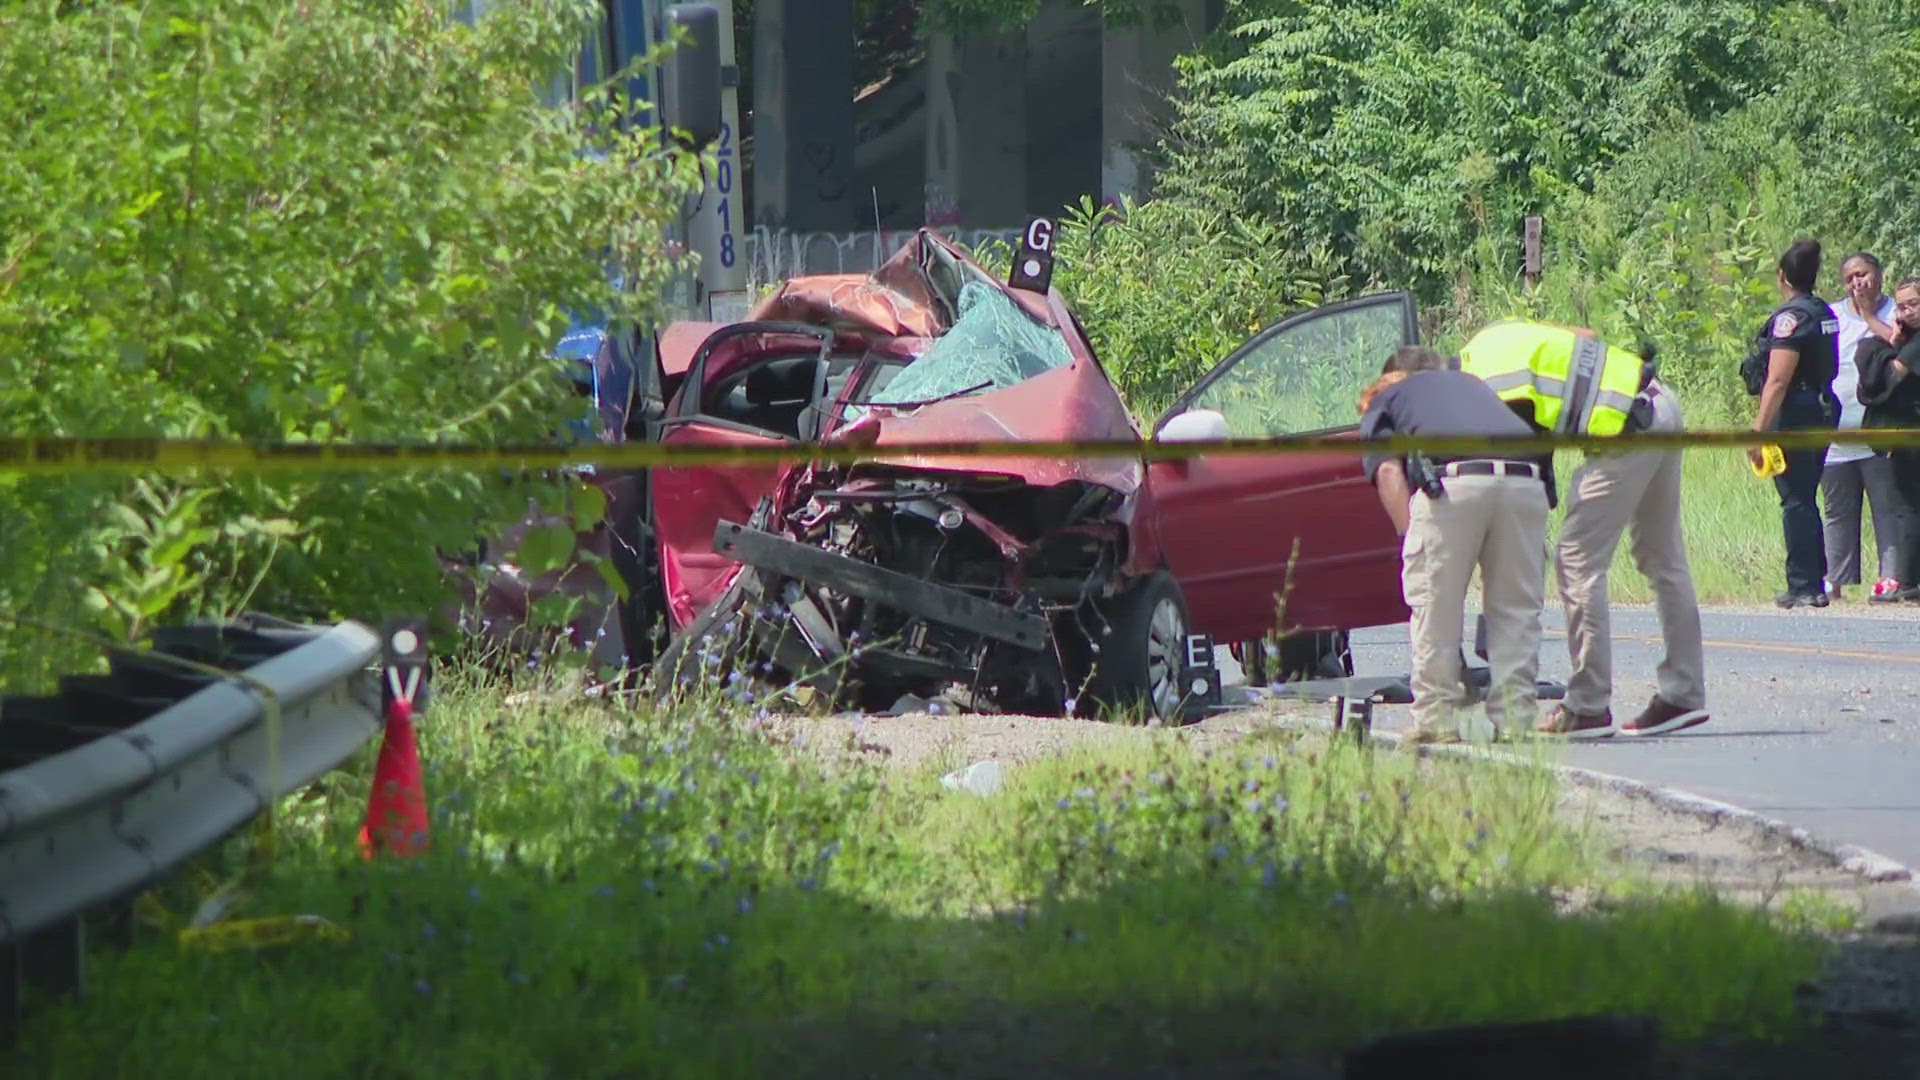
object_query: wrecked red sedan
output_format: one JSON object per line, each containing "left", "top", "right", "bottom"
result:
{"left": 560, "top": 225, "right": 1422, "bottom": 723}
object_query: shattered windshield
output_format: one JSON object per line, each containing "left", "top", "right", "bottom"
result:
{"left": 849, "top": 280, "right": 1070, "bottom": 414}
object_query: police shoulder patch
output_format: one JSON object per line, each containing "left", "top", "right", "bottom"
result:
{"left": 1770, "top": 311, "right": 1799, "bottom": 338}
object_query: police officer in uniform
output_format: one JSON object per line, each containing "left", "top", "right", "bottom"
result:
{"left": 1359, "top": 346, "right": 1553, "bottom": 745}
{"left": 1458, "top": 319, "right": 1708, "bottom": 740}
{"left": 1745, "top": 239, "right": 1842, "bottom": 608}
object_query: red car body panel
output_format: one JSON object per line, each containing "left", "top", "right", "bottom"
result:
{"left": 650, "top": 421, "right": 788, "bottom": 630}
{"left": 643, "top": 228, "right": 1413, "bottom": 652}
{"left": 1145, "top": 439, "right": 1411, "bottom": 642}
{"left": 824, "top": 359, "right": 1146, "bottom": 496}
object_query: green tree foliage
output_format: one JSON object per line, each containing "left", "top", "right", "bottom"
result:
{"left": 0, "top": 0, "right": 702, "bottom": 680}
{"left": 975, "top": 196, "right": 1355, "bottom": 410}
{"left": 1437, "top": 0, "right": 1920, "bottom": 421}
{"left": 1158, "top": 0, "right": 1797, "bottom": 302}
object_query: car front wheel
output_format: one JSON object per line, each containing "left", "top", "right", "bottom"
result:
{"left": 1085, "top": 570, "right": 1195, "bottom": 725}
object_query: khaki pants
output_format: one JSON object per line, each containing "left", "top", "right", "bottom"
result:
{"left": 1402, "top": 472, "right": 1550, "bottom": 737}
{"left": 1555, "top": 383, "right": 1706, "bottom": 714}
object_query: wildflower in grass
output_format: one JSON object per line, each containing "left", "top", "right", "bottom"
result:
{"left": 1056, "top": 797, "right": 1071, "bottom": 811}
{"left": 737, "top": 896, "right": 753, "bottom": 914}
{"left": 467, "top": 886, "right": 482, "bottom": 903}
{"left": 596, "top": 885, "right": 616, "bottom": 898}
{"left": 414, "top": 978, "right": 433, "bottom": 996}
{"left": 1262, "top": 862, "right": 1278, "bottom": 888}
{"left": 1063, "top": 696, "right": 1077, "bottom": 713}
{"left": 1331, "top": 891, "right": 1349, "bottom": 908}
{"left": 421, "top": 922, "right": 438, "bottom": 940}
{"left": 1211, "top": 843, "right": 1230, "bottom": 860}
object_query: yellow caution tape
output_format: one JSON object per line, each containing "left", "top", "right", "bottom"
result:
{"left": 177, "top": 914, "right": 352, "bottom": 952}
{"left": 4, "top": 428, "right": 1919, "bottom": 476}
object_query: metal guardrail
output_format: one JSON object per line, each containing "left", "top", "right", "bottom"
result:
{"left": 0, "top": 615, "right": 387, "bottom": 1029}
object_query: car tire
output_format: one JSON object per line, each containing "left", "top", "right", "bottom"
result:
{"left": 1276, "top": 629, "right": 1352, "bottom": 681}
{"left": 1084, "top": 570, "right": 1196, "bottom": 725}
{"left": 1234, "top": 629, "right": 1350, "bottom": 689}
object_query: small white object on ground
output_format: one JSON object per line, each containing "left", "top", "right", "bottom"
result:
{"left": 940, "top": 759, "right": 1006, "bottom": 797}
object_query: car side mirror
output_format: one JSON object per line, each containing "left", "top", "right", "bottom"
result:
{"left": 1156, "top": 408, "right": 1230, "bottom": 444}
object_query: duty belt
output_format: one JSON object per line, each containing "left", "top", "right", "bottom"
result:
{"left": 1440, "top": 459, "right": 1543, "bottom": 480}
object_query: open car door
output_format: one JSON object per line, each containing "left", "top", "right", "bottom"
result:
{"left": 650, "top": 322, "right": 836, "bottom": 630}
{"left": 1146, "top": 293, "right": 1419, "bottom": 644}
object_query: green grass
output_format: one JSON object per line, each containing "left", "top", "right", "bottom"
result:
{"left": 1552, "top": 445, "right": 1884, "bottom": 606}
{"left": 9, "top": 664, "right": 1836, "bottom": 1079}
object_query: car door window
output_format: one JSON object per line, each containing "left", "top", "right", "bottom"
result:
{"left": 1163, "top": 293, "right": 1418, "bottom": 437}
{"left": 668, "top": 322, "right": 834, "bottom": 440}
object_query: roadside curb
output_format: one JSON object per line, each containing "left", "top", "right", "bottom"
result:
{"left": 1337, "top": 723, "right": 1920, "bottom": 891}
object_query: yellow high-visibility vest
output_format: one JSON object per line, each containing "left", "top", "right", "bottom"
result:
{"left": 1457, "top": 319, "right": 1644, "bottom": 436}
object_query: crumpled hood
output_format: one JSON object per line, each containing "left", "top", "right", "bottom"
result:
{"left": 831, "top": 355, "right": 1145, "bottom": 496}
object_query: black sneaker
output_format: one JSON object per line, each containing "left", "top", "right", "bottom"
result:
{"left": 1775, "top": 590, "right": 1829, "bottom": 609}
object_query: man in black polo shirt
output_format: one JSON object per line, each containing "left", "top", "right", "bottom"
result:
{"left": 1359, "top": 347, "right": 1553, "bottom": 744}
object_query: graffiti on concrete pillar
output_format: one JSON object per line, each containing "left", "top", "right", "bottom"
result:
{"left": 923, "top": 180, "right": 960, "bottom": 229}
{"left": 740, "top": 226, "right": 1024, "bottom": 286}
{"left": 800, "top": 139, "right": 849, "bottom": 207}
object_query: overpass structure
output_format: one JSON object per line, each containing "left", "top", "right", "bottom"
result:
{"left": 751, "top": 0, "right": 1219, "bottom": 235}
{"left": 456, "top": 0, "right": 1218, "bottom": 308}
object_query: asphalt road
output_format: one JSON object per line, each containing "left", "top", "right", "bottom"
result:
{"left": 1347, "top": 603, "right": 1920, "bottom": 870}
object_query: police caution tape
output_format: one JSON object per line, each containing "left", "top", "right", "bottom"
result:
{"left": 3, "top": 429, "right": 1919, "bottom": 476}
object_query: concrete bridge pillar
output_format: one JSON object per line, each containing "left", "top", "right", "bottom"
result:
{"left": 1100, "top": 0, "right": 1209, "bottom": 204}
{"left": 923, "top": 27, "right": 1028, "bottom": 228}
{"left": 751, "top": 0, "right": 858, "bottom": 231}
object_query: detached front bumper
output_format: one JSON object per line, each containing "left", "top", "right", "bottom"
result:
{"left": 710, "top": 519, "right": 1049, "bottom": 652}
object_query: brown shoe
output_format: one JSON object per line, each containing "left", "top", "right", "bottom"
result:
{"left": 1620, "top": 695, "right": 1709, "bottom": 737}
{"left": 1535, "top": 704, "right": 1616, "bottom": 739}
{"left": 1402, "top": 726, "right": 1464, "bottom": 746}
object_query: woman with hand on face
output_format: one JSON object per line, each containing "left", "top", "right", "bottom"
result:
{"left": 1855, "top": 278, "right": 1920, "bottom": 602}
{"left": 1822, "top": 252, "right": 1907, "bottom": 600}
